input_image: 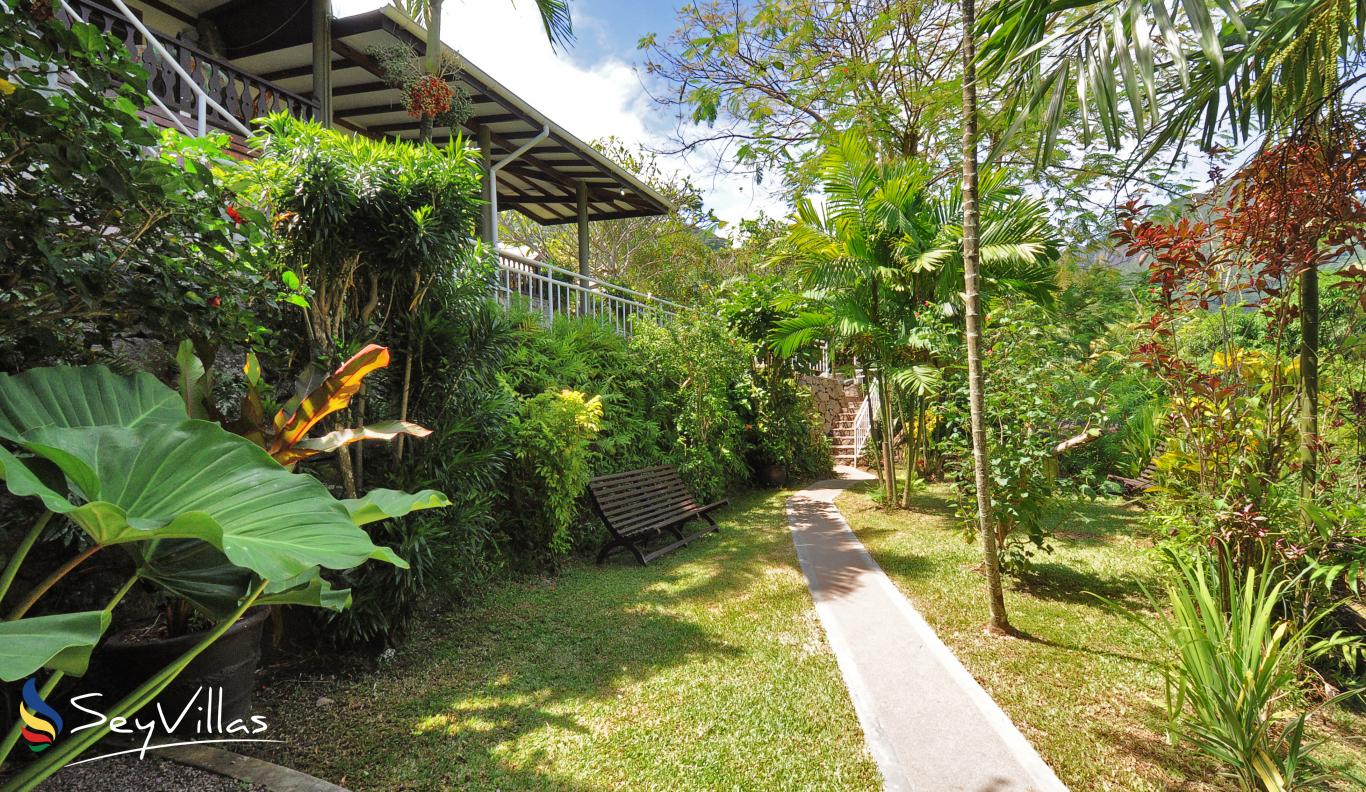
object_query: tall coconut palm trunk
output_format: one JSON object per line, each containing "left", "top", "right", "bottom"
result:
{"left": 960, "top": 0, "right": 1010, "bottom": 634}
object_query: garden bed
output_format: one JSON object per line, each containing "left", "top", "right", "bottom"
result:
{"left": 838, "top": 483, "right": 1366, "bottom": 791}
{"left": 242, "top": 490, "right": 879, "bottom": 791}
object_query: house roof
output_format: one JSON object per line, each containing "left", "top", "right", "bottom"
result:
{"left": 135, "top": 0, "right": 672, "bottom": 225}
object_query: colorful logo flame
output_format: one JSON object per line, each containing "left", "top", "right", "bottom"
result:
{"left": 18, "top": 678, "right": 62, "bottom": 753}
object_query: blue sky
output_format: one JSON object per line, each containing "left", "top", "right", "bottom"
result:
{"left": 571, "top": 0, "right": 676, "bottom": 56}
{"left": 333, "top": 0, "right": 787, "bottom": 231}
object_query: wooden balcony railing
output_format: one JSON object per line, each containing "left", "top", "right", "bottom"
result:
{"left": 62, "top": 0, "right": 318, "bottom": 135}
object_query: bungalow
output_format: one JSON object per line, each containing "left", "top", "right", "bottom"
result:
{"left": 59, "top": 0, "right": 681, "bottom": 330}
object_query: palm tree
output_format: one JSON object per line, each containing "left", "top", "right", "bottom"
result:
{"left": 960, "top": 0, "right": 1010, "bottom": 634}
{"left": 771, "top": 132, "right": 1059, "bottom": 540}
{"left": 397, "top": 0, "right": 574, "bottom": 141}
{"left": 979, "top": 0, "right": 1362, "bottom": 164}
{"left": 771, "top": 132, "right": 933, "bottom": 500}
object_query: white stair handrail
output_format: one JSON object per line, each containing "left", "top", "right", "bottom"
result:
{"left": 98, "top": 0, "right": 251, "bottom": 137}
{"left": 58, "top": 1, "right": 194, "bottom": 137}
{"left": 850, "top": 387, "right": 873, "bottom": 463}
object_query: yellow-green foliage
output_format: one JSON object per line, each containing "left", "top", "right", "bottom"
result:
{"left": 505, "top": 388, "right": 604, "bottom": 559}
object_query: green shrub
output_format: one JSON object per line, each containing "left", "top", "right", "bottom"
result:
{"left": 499, "top": 309, "right": 763, "bottom": 502}
{"left": 502, "top": 388, "right": 604, "bottom": 561}
{"left": 322, "top": 282, "right": 518, "bottom": 646}
{"left": 630, "top": 317, "right": 753, "bottom": 500}
{"left": 748, "top": 371, "right": 832, "bottom": 482}
{"left": 501, "top": 311, "right": 670, "bottom": 474}
{"left": 0, "top": 8, "right": 278, "bottom": 370}
{"left": 1119, "top": 549, "right": 1362, "bottom": 791}
{"left": 715, "top": 275, "right": 834, "bottom": 483}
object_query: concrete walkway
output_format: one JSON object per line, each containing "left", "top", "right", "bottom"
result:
{"left": 787, "top": 467, "right": 1068, "bottom": 792}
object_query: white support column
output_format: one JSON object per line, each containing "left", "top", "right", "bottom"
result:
{"left": 478, "top": 126, "right": 495, "bottom": 246}
{"left": 577, "top": 180, "right": 589, "bottom": 313}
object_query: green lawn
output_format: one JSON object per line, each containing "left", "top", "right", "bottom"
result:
{"left": 250, "top": 489, "right": 880, "bottom": 791}
{"left": 838, "top": 483, "right": 1366, "bottom": 792}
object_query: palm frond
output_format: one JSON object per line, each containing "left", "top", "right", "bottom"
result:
{"left": 981, "top": 0, "right": 1366, "bottom": 167}
{"left": 890, "top": 364, "right": 943, "bottom": 396}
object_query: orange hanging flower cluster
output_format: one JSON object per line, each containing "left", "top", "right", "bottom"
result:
{"left": 405, "top": 74, "right": 453, "bottom": 120}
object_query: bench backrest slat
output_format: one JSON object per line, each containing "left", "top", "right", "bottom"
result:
{"left": 592, "top": 480, "right": 689, "bottom": 511}
{"left": 588, "top": 465, "right": 702, "bottom": 538}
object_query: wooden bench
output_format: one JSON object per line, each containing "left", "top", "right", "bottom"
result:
{"left": 1108, "top": 440, "right": 1167, "bottom": 496}
{"left": 587, "top": 465, "right": 727, "bottom": 565}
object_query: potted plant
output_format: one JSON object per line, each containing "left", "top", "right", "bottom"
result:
{"left": 752, "top": 435, "right": 790, "bottom": 487}
{"left": 91, "top": 342, "right": 439, "bottom": 729}
{"left": 0, "top": 362, "right": 445, "bottom": 786}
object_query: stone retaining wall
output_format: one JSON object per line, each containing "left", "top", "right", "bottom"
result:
{"left": 800, "top": 375, "right": 851, "bottom": 435}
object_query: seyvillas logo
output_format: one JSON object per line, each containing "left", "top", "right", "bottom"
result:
{"left": 11, "top": 683, "right": 283, "bottom": 766}
{"left": 18, "top": 678, "right": 63, "bottom": 753}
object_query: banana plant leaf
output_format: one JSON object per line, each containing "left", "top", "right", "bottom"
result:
{"left": 340, "top": 488, "right": 452, "bottom": 526}
{"left": 0, "top": 611, "right": 111, "bottom": 681}
{"left": 269, "top": 344, "right": 389, "bottom": 457}
{"left": 0, "top": 420, "right": 407, "bottom": 589}
{"left": 279, "top": 420, "right": 433, "bottom": 466}
{"left": 137, "top": 541, "right": 352, "bottom": 618}
{"left": 0, "top": 365, "right": 184, "bottom": 442}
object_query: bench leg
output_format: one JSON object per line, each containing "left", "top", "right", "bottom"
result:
{"left": 597, "top": 536, "right": 650, "bottom": 566}
{"left": 596, "top": 538, "right": 621, "bottom": 565}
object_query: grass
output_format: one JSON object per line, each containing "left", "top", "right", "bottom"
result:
{"left": 838, "top": 482, "right": 1366, "bottom": 792}
{"left": 249, "top": 489, "right": 880, "bottom": 791}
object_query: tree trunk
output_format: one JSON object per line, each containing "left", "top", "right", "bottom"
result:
{"left": 395, "top": 353, "right": 414, "bottom": 462}
{"left": 1299, "top": 261, "right": 1319, "bottom": 506}
{"left": 418, "top": 0, "right": 443, "bottom": 144}
{"left": 335, "top": 403, "right": 359, "bottom": 499}
{"left": 878, "top": 369, "right": 897, "bottom": 505}
{"left": 960, "top": 0, "right": 1010, "bottom": 635}
{"left": 868, "top": 277, "right": 896, "bottom": 502}
{"left": 353, "top": 383, "right": 366, "bottom": 492}
{"left": 901, "top": 393, "right": 917, "bottom": 508}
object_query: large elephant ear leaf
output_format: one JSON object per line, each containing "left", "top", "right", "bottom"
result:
{"left": 138, "top": 541, "right": 352, "bottom": 617}
{"left": 136, "top": 540, "right": 254, "bottom": 619}
{"left": 0, "top": 365, "right": 184, "bottom": 441}
{"left": 341, "top": 488, "right": 451, "bottom": 526}
{"left": 0, "top": 445, "right": 76, "bottom": 514}
{"left": 257, "top": 572, "right": 352, "bottom": 611}
{"left": 17, "top": 421, "right": 409, "bottom": 579}
{"left": 0, "top": 611, "right": 111, "bottom": 681}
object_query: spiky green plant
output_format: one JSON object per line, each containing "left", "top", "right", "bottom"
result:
{"left": 1124, "top": 549, "right": 1362, "bottom": 791}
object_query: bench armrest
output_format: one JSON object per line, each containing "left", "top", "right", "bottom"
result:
{"left": 697, "top": 499, "right": 729, "bottom": 513}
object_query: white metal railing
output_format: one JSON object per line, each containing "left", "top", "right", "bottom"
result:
{"left": 493, "top": 249, "right": 684, "bottom": 335}
{"left": 850, "top": 380, "right": 878, "bottom": 462}
{"left": 816, "top": 342, "right": 832, "bottom": 377}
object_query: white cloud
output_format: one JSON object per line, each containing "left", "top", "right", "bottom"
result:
{"left": 331, "top": 0, "right": 789, "bottom": 235}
